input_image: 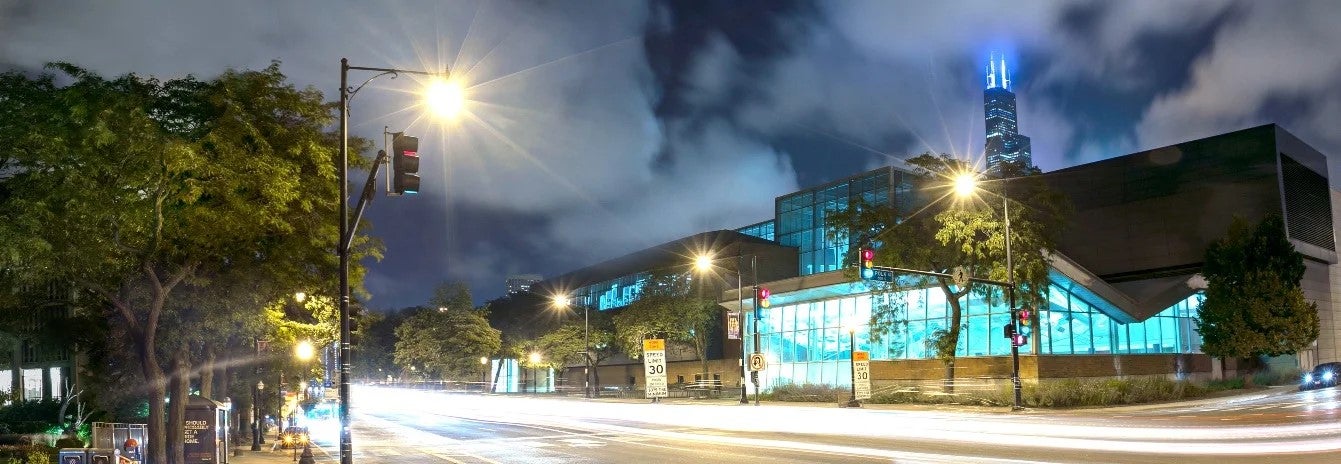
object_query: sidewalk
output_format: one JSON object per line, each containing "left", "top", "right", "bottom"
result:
{"left": 228, "top": 444, "right": 335, "bottom": 464}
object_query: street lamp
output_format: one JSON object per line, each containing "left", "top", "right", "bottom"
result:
{"left": 551, "top": 294, "right": 593, "bottom": 398}
{"left": 480, "top": 356, "right": 490, "bottom": 393}
{"left": 528, "top": 352, "right": 542, "bottom": 394}
{"left": 252, "top": 380, "right": 266, "bottom": 450}
{"left": 337, "top": 59, "right": 463, "bottom": 464}
{"left": 953, "top": 172, "right": 1023, "bottom": 410}
{"left": 692, "top": 253, "right": 754, "bottom": 404}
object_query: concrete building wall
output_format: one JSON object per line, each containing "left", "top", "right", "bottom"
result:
{"left": 1316, "top": 188, "right": 1341, "bottom": 365}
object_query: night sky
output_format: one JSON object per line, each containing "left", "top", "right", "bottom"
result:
{"left": 3, "top": 0, "right": 1340, "bottom": 309}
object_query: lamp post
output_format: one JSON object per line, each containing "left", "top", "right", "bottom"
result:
{"left": 252, "top": 380, "right": 265, "bottom": 450}
{"left": 954, "top": 172, "right": 1022, "bottom": 410}
{"left": 528, "top": 352, "right": 542, "bottom": 394}
{"left": 293, "top": 340, "right": 314, "bottom": 427}
{"left": 551, "top": 295, "right": 593, "bottom": 398}
{"left": 845, "top": 325, "right": 860, "bottom": 408}
{"left": 693, "top": 253, "right": 753, "bottom": 404}
{"left": 337, "top": 59, "right": 461, "bottom": 464}
{"left": 479, "top": 356, "right": 489, "bottom": 393}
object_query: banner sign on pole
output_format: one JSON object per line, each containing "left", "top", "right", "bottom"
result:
{"left": 853, "top": 351, "right": 871, "bottom": 400}
{"left": 727, "top": 312, "right": 740, "bottom": 340}
{"left": 643, "top": 338, "right": 668, "bottom": 399}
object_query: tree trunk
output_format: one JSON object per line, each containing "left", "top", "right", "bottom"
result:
{"left": 137, "top": 342, "right": 167, "bottom": 464}
{"left": 200, "top": 351, "right": 215, "bottom": 399}
{"left": 8, "top": 338, "right": 22, "bottom": 402}
{"left": 168, "top": 345, "right": 189, "bottom": 464}
{"left": 939, "top": 282, "right": 965, "bottom": 394}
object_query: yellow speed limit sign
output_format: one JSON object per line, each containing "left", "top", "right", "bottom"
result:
{"left": 643, "top": 339, "right": 665, "bottom": 351}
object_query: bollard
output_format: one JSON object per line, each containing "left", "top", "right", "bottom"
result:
{"left": 298, "top": 444, "right": 315, "bottom": 464}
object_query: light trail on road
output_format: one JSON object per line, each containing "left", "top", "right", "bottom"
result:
{"left": 347, "top": 385, "right": 1341, "bottom": 462}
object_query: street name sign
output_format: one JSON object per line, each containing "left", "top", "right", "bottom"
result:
{"left": 643, "top": 338, "right": 668, "bottom": 398}
{"left": 853, "top": 351, "right": 871, "bottom": 400}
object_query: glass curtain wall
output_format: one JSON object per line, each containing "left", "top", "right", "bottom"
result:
{"left": 736, "top": 220, "right": 776, "bottom": 241}
{"left": 745, "top": 284, "right": 1204, "bottom": 390}
{"left": 775, "top": 168, "right": 910, "bottom": 276}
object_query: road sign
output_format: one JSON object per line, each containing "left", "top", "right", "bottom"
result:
{"left": 952, "top": 266, "right": 970, "bottom": 287}
{"left": 748, "top": 353, "right": 766, "bottom": 372}
{"left": 866, "top": 268, "right": 895, "bottom": 282}
{"left": 852, "top": 351, "right": 871, "bottom": 400}
{"left": 643, "top": 339, "right": 668, "bottom": 399}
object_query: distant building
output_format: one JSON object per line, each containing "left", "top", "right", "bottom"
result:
{"left": 505, "top": 274, "right": 543, "bottom": 295}
{"left": 984, "top": 51, "right": 1033, "bottom": 173}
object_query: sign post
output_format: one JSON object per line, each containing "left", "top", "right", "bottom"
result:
{"left": 643, "top": 339, "right": 668, "bottom": 400}
{"left": 853, "top": 351, "right": 871, "bottom": 401}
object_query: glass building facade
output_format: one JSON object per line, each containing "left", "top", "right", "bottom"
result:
{"left": 736, "top": 220, "right": 776, "bottom": 241}
{"left": 743, "top": 281, "right": 1204, "bottom": 390}
{"left": 571, "top": 272, "right": 651, "bottom": 311}
{"left": 775, "top": 167, "right": 915, "bottom": 276}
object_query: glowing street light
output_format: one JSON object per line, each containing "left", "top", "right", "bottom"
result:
{"left": 295, "top": 340, "right": 315, "bottom": 362}
{"left": 551, "top": 294, "right": 592, "bottom": 398}
{"left": 694, "top": 254, "right": 714, "bottom": 272}
{"left": 294, "top": 291, "right": 307, "bottom": 303}
{"left": 423, "top": 78, "right": 466, "bottom": 120}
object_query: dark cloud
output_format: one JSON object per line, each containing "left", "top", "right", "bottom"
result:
{"left": 4, "top": 0, "right": 1341, "bottom": 307}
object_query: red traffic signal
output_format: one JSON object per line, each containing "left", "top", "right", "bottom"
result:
{"left": 859, "top": 248, "right": 875, "bottom": 279}
{"left": 1016, "top": 306, "right": 1033, "bottom": 337}
{"left": 392, "top": 133, "right": 421, "bottom": 194}
{"left": 756, "top": 287, "right": 771, "bottom": 308}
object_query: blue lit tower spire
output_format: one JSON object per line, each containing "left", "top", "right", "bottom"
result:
{"left": 984, "top": 51, "right": 1032, "bottom": 173}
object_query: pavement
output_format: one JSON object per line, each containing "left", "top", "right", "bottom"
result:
{"left": 228, "top": 443, "right": 336, "bottom": 464}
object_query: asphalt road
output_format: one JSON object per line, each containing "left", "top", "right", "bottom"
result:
{"left": 302, "top": 384, "right": 1341, "bottom": 464}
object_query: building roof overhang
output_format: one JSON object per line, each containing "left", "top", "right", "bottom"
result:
{"left": 719, "top": 250, "right": 1205, "bottom": 324}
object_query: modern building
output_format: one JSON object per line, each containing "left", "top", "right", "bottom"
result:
{"left": 504, "top": 274, "right": 544, "bottom": 295}
{"left": 525, "top": 230, "right": 798, "bottom": 391}
{"left": 984, "top": 51, "right": 1033, "bottom": 172}
{"left": 528, "top": 124, "right": 1337, "bottom": 396}
{"left": 735, "top": 124, "right": 1337, "bottom": 394}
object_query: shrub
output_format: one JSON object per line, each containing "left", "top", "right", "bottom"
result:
{"left": 760, "top": 383, "right": 847, "bottom": 402}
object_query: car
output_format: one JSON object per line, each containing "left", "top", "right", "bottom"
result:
{"left": 1300, "top": 362, "right": 1341, "bottom": 391}
{"left": 278, "top": 426, "right": 310, "bottom": 449}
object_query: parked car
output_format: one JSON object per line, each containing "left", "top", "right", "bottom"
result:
{"left": 1300, "top": 362, "right": 1341, "bottom": 391}
{"left": 279, "top": 426, "right": 310, "bottom": 449}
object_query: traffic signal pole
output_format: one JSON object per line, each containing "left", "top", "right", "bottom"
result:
{"left": 339, "top": 59, "right": 444, "bottom": 464}
{"left": 1004, "top": 193, "right": 1022, "bottom": 411}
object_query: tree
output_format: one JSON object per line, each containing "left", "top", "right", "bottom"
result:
{"left": 1196, "top": 214, "right": 1319, "bottom": 376}
{"left": 393, "top": 282, "right": 502, "bottom": 380}
{"left": 534, "top": 312, "right": 616, "bottom": 390}
{"left": 827, "top": 155, "right": 1068, "bottom": 391}
{"left": 612, "top": 270, "right": 719, "bottom": 381}
{"left": 0, "top": 63, "right": 374, "bottom": 463}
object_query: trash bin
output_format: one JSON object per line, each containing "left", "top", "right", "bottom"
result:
{"left": 58, "top": 449, "right": 89, "bottom": 464}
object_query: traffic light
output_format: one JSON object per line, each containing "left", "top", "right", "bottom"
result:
{"left": 1003, "top": 322, "right": 1015, "bottom": 339}
{"left": 859, "top": 248, "right": 875, "bottom": 279}
{"left": 1016, "top": 306, "right": 1033, "bottom": 337}
{"left": 392, "top": 133, "right": 420, "bottom": 194}
{"left": 1012, "top": 306, "right": 1032, "bottom": 347}
{"left": 756, "top": 287, "right": 771, "bottom": 309}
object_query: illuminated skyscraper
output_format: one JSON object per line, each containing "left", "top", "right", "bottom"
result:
{"left": 984, "top": 51, "right": 1032, "bottom": 173}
